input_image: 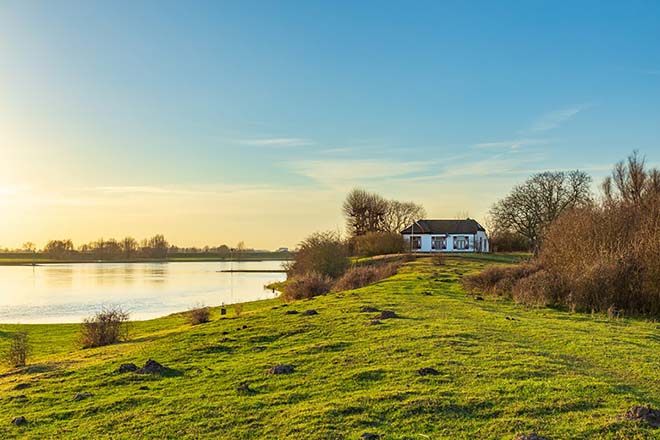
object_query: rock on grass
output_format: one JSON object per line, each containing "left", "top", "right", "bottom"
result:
{"left": 115, "top": 363, "right": 139, "bottom": 374}
{"left": 284, "top": 310, "right": 299, "bottom": 315}
{"left": 377, "top": 310, "right": 399, "bottom": 319}
{"left": 417, "top": 367, "right": 439, "bottom": 376}
{"left": 267, "top": 364, "right": 295, "bottom": 375}
{"left": 361, "top": 433, "right": 382, "bottom": 440}
{"left": 11, "top": 416, "right": 27, "bottom": 426}
{"left": 300, "top": 310, "right": 318, "bottom": 316}
{"left": 135, "top": 360, "right": 168, "bottom": 375}
{"left": 622, "top": 405, "right": 660, "bottom": 428}
{"left": 360, "top": 306, "right": 379, "bottom": 313}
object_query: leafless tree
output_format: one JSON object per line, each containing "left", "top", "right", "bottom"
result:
{"left": 603, "top": 151, "right": 660, "bottom": 207}
{"left": 383, "top": 200, "right": 426, "bottom": 233}
{"left": 342, "top": 189, "right": 389, "bottom": 236}
{"left": 490, "top": 170, "right": 592, "bottom": 253}
{"left": 343, "top": 189, "right": 425, "bottom": 236}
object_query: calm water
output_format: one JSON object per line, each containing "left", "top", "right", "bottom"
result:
{"left": 0, "top": 261, "right": 287, "bottom": 324}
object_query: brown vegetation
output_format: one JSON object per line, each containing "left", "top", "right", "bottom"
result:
{"left": 188, "top": 306, "right": 211, "bottom": 325}
{"left": 79, "top": 307, "right": 130, "bottom": 348}
{"left": 467, "top": 152, "right": 660, "bottom": 317}
{"left": 281, "top": 272, "right": 334, "bottom": 301}
{"left": 351, "top": 231, "right": 404, "bottom": 257}
{"left": 332, "top": 261, "right": 401, "bottom": 292}
{"left": 5, "top": 331, "right": 30, "bottom": 367}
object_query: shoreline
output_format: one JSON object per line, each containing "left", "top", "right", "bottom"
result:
{"left": 0, "top": 257, "right": 293, "bottom": 266}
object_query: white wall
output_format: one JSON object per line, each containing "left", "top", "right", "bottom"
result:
{"left": 403, "top": 233, "right": 489, "bottom": 253}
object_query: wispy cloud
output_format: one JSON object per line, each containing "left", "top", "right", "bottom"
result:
{"left": 474, "top": 138, "right": 546, "bottom": 151}
{"left": 286, "top": 159, "right": 427, "bottom": 187}
{"left": 238, "top": 138, "right": 314, "bottom": 147}
{"left": 530, "top": 106, "right": 585, "bottom": 132}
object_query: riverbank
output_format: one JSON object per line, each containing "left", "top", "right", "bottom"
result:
{"left": 0, "top": 254, "right": 293, "bottom": 266}
{"left": 0, "top": 254, "right": 657, "bottom": 438}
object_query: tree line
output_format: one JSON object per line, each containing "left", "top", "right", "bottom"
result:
{"left": 7, "top": 236, "right": 258, "bottom": 260}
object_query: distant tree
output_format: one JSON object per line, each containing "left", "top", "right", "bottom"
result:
{"left": 44, "top": 239, "right": 74, "bottom": 258}
{"left": 22, "top": 242, "right": 36, "bottom": 253}
{"left": 490, "top": 170, "right": 592, "bottom": 253}
{"left": 121, "top": 237, "right": 138, "bottom": 259}
{"left": 145, "top": 234, "right": 169, "bottom": 259}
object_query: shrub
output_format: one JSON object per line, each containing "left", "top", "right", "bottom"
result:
{"left": 80, "top": 307, "right": 130, "bottom": 348}
{"left": 332, "top": 262, "right": 401, "bottom": 292}
{"left": 282, "top": 272, "right": 333, "bottom": 301}
{"left": 5, "top": 331, "right": 30, "bottom": 367}
{"left": 287, "top": 231, "right": 350, "bottom": 279}
{"left": 188, "top": 306, "right": 211, "bottom": 325}
{"left": 351, "top": 232, "right": 405, "bottom": 257}
{"left": 234, "top": 303, "right": 244, "bottom": 318}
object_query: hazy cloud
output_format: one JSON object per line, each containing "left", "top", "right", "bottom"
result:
{"left": 530, "top": 106, "right": 584, "bottom": 132}
{"left": 474, "top": 138, "right": 546, "bottom": 151}
{"left": 239, "top": 138, "right": 314, "bottom": 147}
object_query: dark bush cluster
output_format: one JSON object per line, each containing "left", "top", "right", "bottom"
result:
{"left": 188, "top": 306, "right": 211, "bottom": 325}
{"left": 5, "top": 331, "right": 30, "bottom": 367}
{"left": 350, "top": 232, "right": 405, "bottom": 257}
{"left": 80, "top": 307, "right": 130, "bottom": 348}
{"left": 466, "top": 152, "right": 660, "bottom": 317}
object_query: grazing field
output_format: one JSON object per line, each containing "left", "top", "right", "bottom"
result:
{"left": 0, "top": 255, "right": 659, "bottom": 439}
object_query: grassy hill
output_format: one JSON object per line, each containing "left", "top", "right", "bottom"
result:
{"left": 0, "top": 255, "right": 659, "bottom": 439}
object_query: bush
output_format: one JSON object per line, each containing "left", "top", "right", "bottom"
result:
{"left": 80, "top": 307, "right": 130, "bottom": 348}
{"left": 5, "top": 331, "right": 30, "bottom": 367}
{"left": 332, "top": 262, "right": 401, "bottom": 292}
{"left": 488, "top": 230, "right": 531, "bottom": 253}
{"left": 282, "top": 272, "right": 333, "bottom": 301}
{"left": 234, "top": 304, "right": 244, "bottom": 318}
{"left": 188, "top": 306, "right": 211, "bottom": 325}
{"left": 287, "top": 231, "right": 349, "bottom": 279}
{"left": 351, "top": 232, "right": 405, "bottom": 257}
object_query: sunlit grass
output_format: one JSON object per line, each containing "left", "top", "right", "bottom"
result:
{"left": 0, "top": 255, "right": 657, "bottom": 439}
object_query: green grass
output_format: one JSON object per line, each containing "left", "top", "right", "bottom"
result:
{"left": 0, "top": 255, "right": 658, "bottom": 439}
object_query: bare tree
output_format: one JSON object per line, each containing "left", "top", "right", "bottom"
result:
{"left": 602, "top": 151, "right": 660, "bottom": 207}
{"left": 121, "top": 237, "right": 138, "bottom": 259}
{"left": 383, "top": 200, "right": 426, "bottom": 233}
{"left": 343, "top": 189, "right": 426, "bottom": 236}
{"left": 342, "top": 189, "right": 389, "bottom": 236}
{"left": 490, "top": 170, "right": 592, "bottom": 253}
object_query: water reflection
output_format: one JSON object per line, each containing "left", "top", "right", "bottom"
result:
{"left": 0, "top": 261, "right": 285, "bottom": 324}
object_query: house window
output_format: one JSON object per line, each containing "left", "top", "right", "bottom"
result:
{"left": 431, "top": 236, "right": 446, "bottom": 250}
{"left": 454, "top": 236, "right": 470, "bottom": 250}
{"left": 410, "top": 236, "right": 421, "bottom": 250}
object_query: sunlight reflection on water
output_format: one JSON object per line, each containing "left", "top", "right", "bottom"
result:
{"left": 0, "top": 261, "right": 286, "bottom": 324}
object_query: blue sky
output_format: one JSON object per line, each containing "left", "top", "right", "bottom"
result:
{"left": 0, "top": 1, "right": 659, "bottom": 248}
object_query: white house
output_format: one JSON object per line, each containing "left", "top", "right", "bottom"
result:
{"left": 400, "top": 219, "right": 489, "bottom": 253}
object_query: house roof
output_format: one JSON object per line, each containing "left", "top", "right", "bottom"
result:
{"left": 400, "top": 219, "right": 486, "bottom": 235}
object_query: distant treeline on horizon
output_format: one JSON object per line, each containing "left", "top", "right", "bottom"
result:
{"left": 0, "top": 235, "right": 290, "bottom": 260}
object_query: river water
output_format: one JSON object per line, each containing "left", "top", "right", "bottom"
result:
{"left": 0, "top": 260, "right": 286, "bottom": 324}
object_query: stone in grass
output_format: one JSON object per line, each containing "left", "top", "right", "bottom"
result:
{"left": 513, "top": 434, "right": 550, "bottom": 440}
{"left": 361, "top": 433, "right": 382, "bottom": 440}
{"left": 377, "top": 310, "right": 399, "bottom": 319}
{"left": 417, "top": 367, "right": 439, "bottom": 376}
{"left": 73, "top": 392, "right": 93, "bottom": 401}
{"left": 622, "top": 405, "right": 660, "bottom": 428}
{"left": 115, "top": 363, "right": 139, "bottom": 374}
{"left": 267, "top": 364, "right": 295, "bottom": 375}
{"left": 300, "top": 310, "right": 318, "bottom": 316}
{"left": 360, "top": 306, "right": 379, "bottom": 313}
{"left": 135, "top": 359, "right": 168, "bottom": 375}
{"left": 284, "top": 310, "right": 299, "bottom": 315}
{"left": 11, "top": 416, "right": 27, "bottom": 426}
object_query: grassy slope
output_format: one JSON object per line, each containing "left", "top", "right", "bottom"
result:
{"left": 0, "top": 255, "right": 659, "bottom": 439}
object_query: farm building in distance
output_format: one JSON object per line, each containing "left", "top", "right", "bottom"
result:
{"left": 400, "top": 219, "right": 489, "bottom": 253}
